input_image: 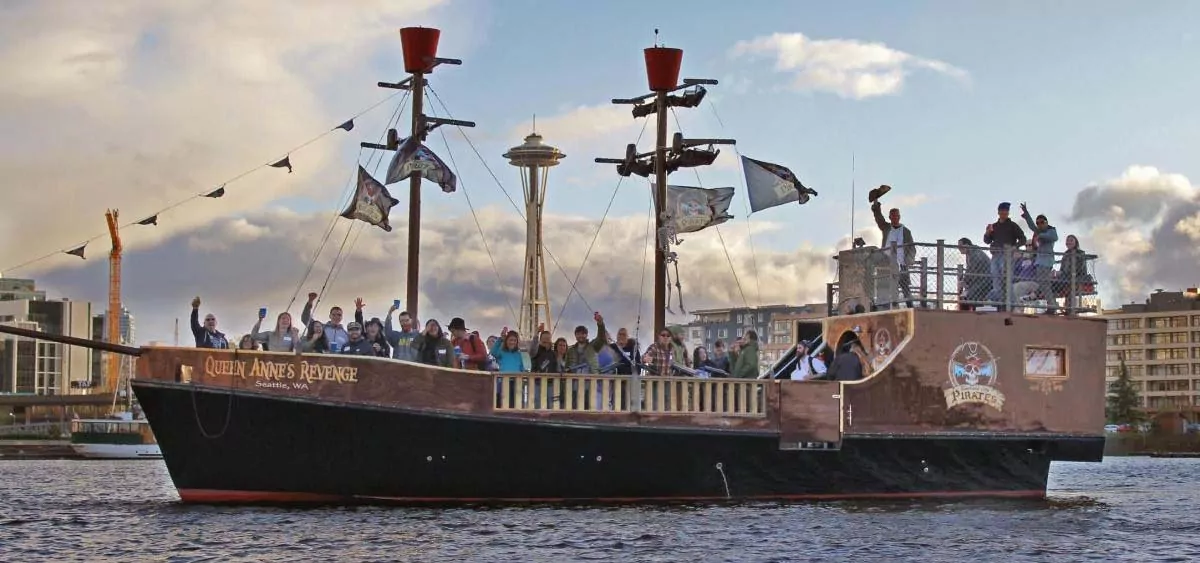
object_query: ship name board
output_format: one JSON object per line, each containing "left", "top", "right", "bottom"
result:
{"left": 203, "top": 356, "right": 358, "bottom": 384}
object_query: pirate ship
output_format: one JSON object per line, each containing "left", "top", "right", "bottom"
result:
{"left": 0, "top": 28, "right": 1107, "bottom": 504}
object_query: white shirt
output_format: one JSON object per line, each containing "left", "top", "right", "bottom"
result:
{"left": 885, "top": 225, "right": 906, "bottom": 267}
{"left": 792, "top": 356, "right": 827, "bottom": 381}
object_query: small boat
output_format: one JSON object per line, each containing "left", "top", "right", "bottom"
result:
{"left": 70, "top": 410, "right": 162, "bottom": 460}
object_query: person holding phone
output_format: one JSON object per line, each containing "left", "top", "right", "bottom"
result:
{"left": 249, "top": 308, "right": 301, "bottom": 352}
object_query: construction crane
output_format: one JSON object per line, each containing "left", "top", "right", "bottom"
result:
{"left": 103, "top": 209, "right": 122, "bottom": 396}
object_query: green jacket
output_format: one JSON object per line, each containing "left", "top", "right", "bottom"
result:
{"left": 565, "top": 320, "right": 607, "bottom": 374}
{"left": 729, "top": 340, "right": 760, "bottom": 379}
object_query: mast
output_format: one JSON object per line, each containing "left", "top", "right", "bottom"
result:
{"left": 362, "top": 27, "right": 474, "bottom": 321}
{"left": 504, "top": 130, "right": 565, "bottom": 339}
{"left": 596, "top": 34, "right": 733, "bottom": 331}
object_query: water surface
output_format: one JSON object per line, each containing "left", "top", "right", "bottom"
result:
{"left": 1, "top": 457, "right": 1197, "bottom": 562}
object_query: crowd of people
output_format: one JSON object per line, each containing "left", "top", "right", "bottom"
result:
{"left": 871, "top": 196, "right": 1095, "bottom": 313}
{"left": 183, "top": 195, "right": 1096, "bottom": 384}
{"left": 188, "top": 293, "right": 765, "bottom": 379}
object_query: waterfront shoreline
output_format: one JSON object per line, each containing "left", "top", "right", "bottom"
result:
{"left": 0, "top": 439, "right": 83, "bottom": 460}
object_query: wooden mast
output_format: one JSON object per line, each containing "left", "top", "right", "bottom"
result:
{"left": 596, "top": 36, "right": 733, "bottom": 333}
{"left": 362, "top": 27, "right": 473, "bottom": 322}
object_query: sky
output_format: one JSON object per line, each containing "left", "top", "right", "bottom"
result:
{"left": 1, "top": 0, "right": 1198, "bottom": 346}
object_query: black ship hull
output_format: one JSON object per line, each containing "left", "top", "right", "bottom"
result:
{"left": 133, "top": 381, "right": 1104, "bottom": 504}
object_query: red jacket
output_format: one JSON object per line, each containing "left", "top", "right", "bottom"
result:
{"left": 452, "top": 333, "right": 488, "bottom": 370}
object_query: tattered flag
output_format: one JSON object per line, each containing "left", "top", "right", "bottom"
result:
{"left": 137, "top": 215, "right": 158, "bottom": 226}
{"left": 65, "top": 245, "right": 86, "bottom": 259}
{"left": 335, "top": 119, "right": 355, "bottom": 132}
{"left": 204, "top": 185, "right": 225, "bottom": 198}
{"left": 384, "top": 136, "right": 457, "bottom": 193}
{"left": 656, "top": 184, "right": 736, "bottom": 233}
{"left": 341, "top": 165, "right": 400, "bottom": 232}
{"left": 741, "top": 155, "right": 818, "bottom": 213}
{"left": 270, "top": 156, "right": 293, "bottom": 173}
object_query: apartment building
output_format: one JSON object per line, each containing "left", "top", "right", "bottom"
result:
{"left": 0, "top": 295, "right": 94, "bottom": 395}
{"left": 683, "top": 303, "right": 827, "bottom": 371}
{"left": 1103, "top": 288, "right": 1200, "bottom": 422}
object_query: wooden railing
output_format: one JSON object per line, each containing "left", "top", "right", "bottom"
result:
{"left": 492, "top": 374, "right": 766, "bottom": 417}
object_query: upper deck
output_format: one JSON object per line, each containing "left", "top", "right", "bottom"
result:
{"left": 825, "top": 240, "right": 1099, "bottom": 317}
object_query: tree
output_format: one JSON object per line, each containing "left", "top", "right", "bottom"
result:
{"left": 1106, "top": 358, "right": 1144, "bottom": 424}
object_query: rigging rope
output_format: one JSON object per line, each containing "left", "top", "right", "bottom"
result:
{"left": 549, "top": 117, "right": 650, "bottom": 335}
{"left": 285, "top": 90, "right": 411, "bottom": 314}
{"left": 3, "top": 90, "right": 407, "bottom": 275}
{"left": 302, "top": 91, "right": 410, "bottom": 320}
{"left": 324, "top": 221, "right": 364, "bottom": 301}
{"left": 706, "top": 101, "right": 764, "bottom": 306}
{"left": 633, "top": 180, "right": 654, "bottom": 347}
{"left": 668, "top": 108, "right": 750, "bottom": 309}
{"left": 424, "top": 86, "right": 601, "bottom": 321}
{"left": 428, "top": 93, "right": 522, "bottom": 328}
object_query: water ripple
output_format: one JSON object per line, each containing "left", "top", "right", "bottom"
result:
{"left": 0, "top": 457, "right": 1197, "bottom": 562}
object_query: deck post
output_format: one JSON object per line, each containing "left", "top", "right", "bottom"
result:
{"left": 935, "top": 239, "right": 945, "bottom": 309}
{"left": 1068, "top": 256, "right": 1077, "bottom": 316}
{"left": 918, "top": 256, "right": 928, "bottom": 309}
{"left": 1004, "top": 246, "right": 1014, "bottom": 310}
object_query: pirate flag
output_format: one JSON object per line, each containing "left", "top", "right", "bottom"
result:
{"left": 341, "top": 165, "right": 400, "bottom": 232}
{"left": 384, "top": 136, "right": 457, "bottom": 193}
{"left": 658, "top": 184, "right": 736, "bottom": 234}
{"left": 741, "top": 155, "right": 818, "bottom": 212}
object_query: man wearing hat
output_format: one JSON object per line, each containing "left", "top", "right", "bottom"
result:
{"left": 869, "top": 185, "right": 915, "bottom": 308}
{"left": 447, "top": 317, "right": 488, "bottom": 370}
{"left": 338, "top": 322, "right": 376, "bottom": 356}
{"left": 982, "top": 201, "right": 1028, "bottom": 310}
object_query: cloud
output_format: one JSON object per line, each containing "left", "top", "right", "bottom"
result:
{"left": 512, "top": 104, "right": 638, "bottom": 144}
{"left": 1069, "top": 165, "right": 1194, "bottom": 223}
{"left": 888, "top": 193, "right": 931, "bottom": 209}
{"left": 1068, "top": 165, "right": 1200, "bottom": 302}
{"left": 32, "top": 207, "right": 839, "bottom": 345}
{"left": 0, "top": 1, "right": 446, "bottom": 273}
{"left": 729, "top": 32, "right": 968, "bottom": 99}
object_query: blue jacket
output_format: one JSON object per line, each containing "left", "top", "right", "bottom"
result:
{"left": 490, "top": 340, "right": 526, "bottom": 372}
{"left": 1021, "top": 210, "right": 1058, "bottom": 268}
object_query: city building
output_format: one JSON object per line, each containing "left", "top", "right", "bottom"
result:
{"left": 92, "top": 306, "right": 136, "bottom": 388}
{"left": 0, "top": 278, "right": 94, "bottom": 394}
{"left": 1103, "top": 288, "right": 1200, "bottom": 422}
{"left": 684, "top": 303, "right": 827, "bottom": 371}
{"left": 0, "top": 277, "right": 47, "bottom": 301}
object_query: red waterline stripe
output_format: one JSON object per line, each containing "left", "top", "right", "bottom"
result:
{"left": 178, "top": 488, "right": 1045, "bottom": 503}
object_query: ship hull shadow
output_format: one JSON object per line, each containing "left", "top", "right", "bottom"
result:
{"left": 134, "top": 380, "right": 1102, "bottom": 506}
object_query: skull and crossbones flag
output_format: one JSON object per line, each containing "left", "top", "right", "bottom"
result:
{"left": 341, "top": 166, "right": 400, "bottom": 232}
{"left": 384, "top": 136, "right": 457, "bottom": 193}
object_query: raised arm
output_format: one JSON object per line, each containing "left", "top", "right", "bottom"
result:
{"left": 300, "top": 292, "right": 316, "bottom": 327}
{"left": 870, "top": 201, "right": 887, "bottom": 234}
{"left": 381, "top": 312, "right": 401, "bottom": 348}
{"left": 189, "top": 300, "right": 203, "bottom": 341}
{"left": 589, "top": 314, "right": 607, "bottom": 352}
